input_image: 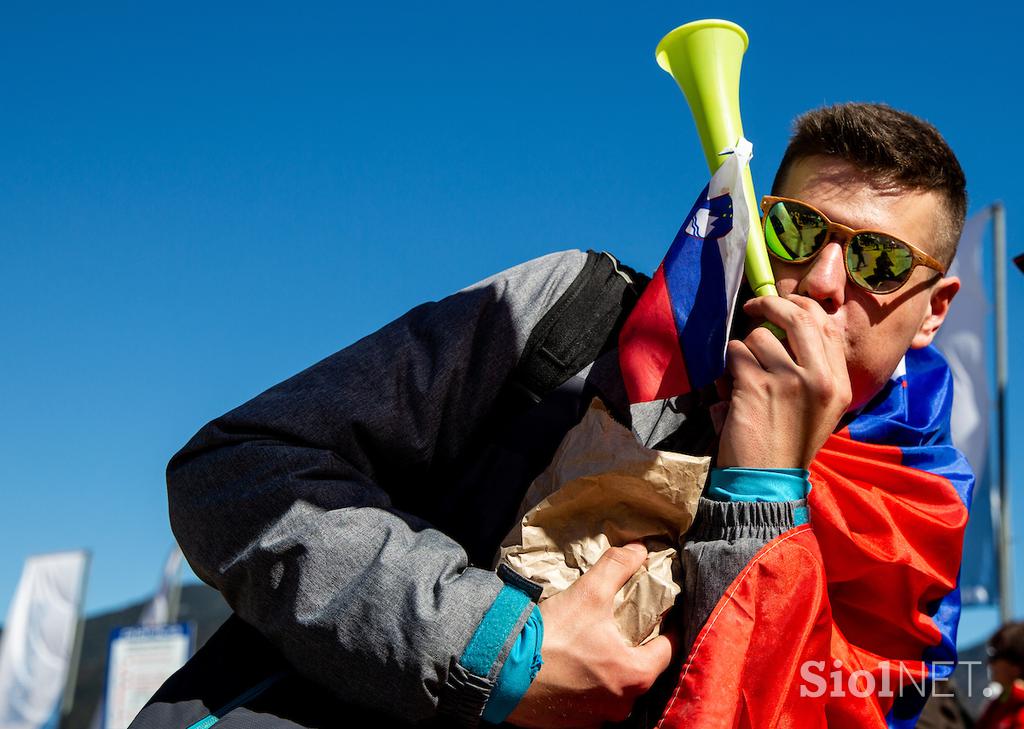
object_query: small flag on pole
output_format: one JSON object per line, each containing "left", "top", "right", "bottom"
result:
{"left": 139, "top": 545, "right": 184, "bottom": 627}
{"left": 618, "top": 139, "right": 752, "bottom": 403}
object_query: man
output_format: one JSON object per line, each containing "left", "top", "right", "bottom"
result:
{"left": 138, "top": 102, "right": 966, "bottom": 728}
{"left": 978, "top": 622, "right": 1024, "bottom": 728}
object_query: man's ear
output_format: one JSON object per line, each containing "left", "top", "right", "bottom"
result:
{"left": 910, "top": 276, "right": 960, "bottom": 349}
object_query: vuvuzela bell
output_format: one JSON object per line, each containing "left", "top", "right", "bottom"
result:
{"left": 655, "top": 19, "right": 778, "bottom": 298}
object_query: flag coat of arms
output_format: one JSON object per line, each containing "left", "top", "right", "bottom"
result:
{"left": 619, "top": 138, "right": 752, "bottom": 403}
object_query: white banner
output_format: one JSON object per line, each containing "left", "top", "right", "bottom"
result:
{"left": 935, "top": 209, "right": 997, "bottom": 605}
{"left": 0, "top": 551, "right": 90, "bottom": 729}
{"left": 936, "top": 210, "right": 993, "bottom": 483}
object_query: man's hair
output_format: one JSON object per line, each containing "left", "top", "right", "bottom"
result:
{"left": 989, "top": 621, "right": 1024, "bottom": 669}
{"left": 771, "top": 103, "right": 967, "bottom": 268}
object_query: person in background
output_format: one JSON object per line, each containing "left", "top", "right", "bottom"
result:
{"left": 978, "top": 622, "right": 1024, "bottom": 729}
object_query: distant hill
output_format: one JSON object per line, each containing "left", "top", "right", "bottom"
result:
{"left": 61, "top": 582, "right": 232, "bottom": 729}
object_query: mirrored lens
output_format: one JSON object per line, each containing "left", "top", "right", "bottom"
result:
{"left": 765, "top": 201, "right": 828, "bottom": 261}
{"left": 846, "top": 233, "right": 914, "bottom": 293}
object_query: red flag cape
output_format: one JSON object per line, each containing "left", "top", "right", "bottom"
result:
{"left": 658, "top": 346, "right": 972, "bottom": 729}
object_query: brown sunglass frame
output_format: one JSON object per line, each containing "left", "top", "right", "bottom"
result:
{"left": 760, "top": 195, "right": 947, "bottom": 294}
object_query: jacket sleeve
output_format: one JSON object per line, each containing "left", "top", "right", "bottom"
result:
{"left": 166, "top": 250, "right": 587, "bottom": 723}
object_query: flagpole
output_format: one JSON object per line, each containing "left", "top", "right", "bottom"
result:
{"left": 993, "top": 201, "right": 1013, "bottom": 623}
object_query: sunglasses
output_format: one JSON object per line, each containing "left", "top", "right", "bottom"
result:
{"left": 760, "top": 196, "right": 946, "bottom": 294}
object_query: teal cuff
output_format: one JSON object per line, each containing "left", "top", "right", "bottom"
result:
{"left": 459, "top": 585, "right": 533, "bottom": 677}
{"left": 482, "top": 606, "right": 544, "bottom": 724}
{"left": 707, "top": 467, "right": 811, "bottom": 524}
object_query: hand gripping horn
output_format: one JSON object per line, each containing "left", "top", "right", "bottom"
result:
{"left": 655, "top": 19, "right": 779, "bottom": 299}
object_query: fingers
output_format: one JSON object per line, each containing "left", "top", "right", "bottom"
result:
{"left": 743, "top": 326, "right": 795, "bottom": 372}
{"left": 778, "top": 295, "right": 852, "bottom": 410}
{"left": 634, "top": 632, "right": 675, "bottom": 676}
{"left": 783, "top": 294, "right": 848, "bottom": 386}
{"left": 742, "top": 295, "right": 828, "bottom": 370}
{"left": 579, "top": 543, "right": 648, "bottom": 602}
{"left": 725, "top": 339, "right": 761, "bottom": 381}
{"left": 740, "top": 294, "right": 852, "bottom": 412}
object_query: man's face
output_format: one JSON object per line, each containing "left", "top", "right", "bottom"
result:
{"left": 771, "top": 155, "right": 958, "bottom": 411}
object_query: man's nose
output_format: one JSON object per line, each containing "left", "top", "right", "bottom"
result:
{"left": 796, "top": 241, "right": 847, "bottom": 313}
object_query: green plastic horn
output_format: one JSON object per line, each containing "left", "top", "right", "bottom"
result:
{"left": 656, "top": 19, "right": 778, "bottom": 299}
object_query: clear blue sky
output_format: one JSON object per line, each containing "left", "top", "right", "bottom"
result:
{"left": 2, "top": 2, "right": 1022, "bottom": 648}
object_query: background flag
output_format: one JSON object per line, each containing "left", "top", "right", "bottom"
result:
{"left": 934, "top": 209, "right": 998, "bottom": 605}
{"left": 0, "top": 551, "right": 90, "bottom": 729}
{"left": 138, "top": 545, "right": 183, "bottom": 627}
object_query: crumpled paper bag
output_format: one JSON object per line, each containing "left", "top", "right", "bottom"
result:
{"left": 500, "top": 399, "right": 709, "bottom": 645}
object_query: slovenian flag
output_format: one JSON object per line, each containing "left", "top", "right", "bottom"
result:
{"left": 656, "top": 345, "right": 973, "bottom": 729}
{"left": 618, "top": 139, "right": 752, "bottom": 403}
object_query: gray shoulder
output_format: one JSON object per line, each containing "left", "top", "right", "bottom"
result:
{"left": 460, "top": 249, "right": 588, "bottom": 296}
{"left": 458, "top": 249, "right": 589, "bottom": 350}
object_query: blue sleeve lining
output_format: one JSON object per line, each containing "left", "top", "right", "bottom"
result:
{"left": 481, "top": 606, "right": 544, "bottom": 724}
{"left": 459, "top": 580, "right": 544, "bottom": 725}
{"left": 708, "top": 467, "right": 811, "bottom": 524}
{"left": 459, "top": 584, "right": 532, "bottom": 677}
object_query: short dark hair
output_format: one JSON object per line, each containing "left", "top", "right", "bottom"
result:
{"left": 771, "top": 103, "right": 967, "bottom": 268}
{"left": 990, "top": 622, "right": 1024, "bottom": 668}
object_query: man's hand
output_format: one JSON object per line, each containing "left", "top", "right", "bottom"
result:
{"left": 506, "top": 544, "right": 675, "bottom": 728}
{"left": 717, "top": 294, "right": 852, "bottom": 470}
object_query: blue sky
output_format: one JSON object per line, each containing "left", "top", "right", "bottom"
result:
{"left": 2, "top": 2, "right": 1022, "bottom": 648}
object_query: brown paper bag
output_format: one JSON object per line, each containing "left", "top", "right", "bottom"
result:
{"left": 500, "top": 399, "right": 709, "bottom": 645}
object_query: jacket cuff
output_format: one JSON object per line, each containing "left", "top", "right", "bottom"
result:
{"left": 482, "top": 606, "right": 543, "bottom": 724}
{"left": 707, "top": 467, "right": 811, "bottom": 524}
{"left": 438, "top": 566, "right": 542, "bottom": 727}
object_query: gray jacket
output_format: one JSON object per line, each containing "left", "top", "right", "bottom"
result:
{"left": 168, "top": 249, "right": 673, "bottom": 723}
{"left": 164, "top": 247, "right": 824, "bottom": 729}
